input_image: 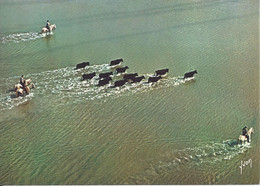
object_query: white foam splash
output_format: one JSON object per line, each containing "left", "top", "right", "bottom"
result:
{"left": 1, "top": 32, "right": 45, "bottom": 44}
{"left": 0, "top": 92, "right": 34, "bottom": 110}
{"left": 127, "top": 140, "right": 252, "bottom": 184}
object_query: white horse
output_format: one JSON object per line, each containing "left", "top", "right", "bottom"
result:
{"left": 41, "top": 24, "right": 56, "bottom": 34}
{"left": 14, "top": 79, "right": 35, "bottom": 97}
{"left": 237, "top": 127, "right": 254, "bottom": 144}
{"left": 16, "top": 88, "right": 24, "bottom": 97}
{"left": 24, "top": 79, "right": 34, "bottom": 87}
{"left": 14, "top": 83, "right": 23, "bottom": 91}
{"left": 15, "top": 79, "right": 34, "bottom": 89}
{"left": 15, "top": 86, "right": 31, "bottom": 97}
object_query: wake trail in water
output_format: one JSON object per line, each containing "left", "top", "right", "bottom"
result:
{"left": 0, "top": 64, "right": 193, "bottom": 110}
{"left": 127, "top": 140, "right": 252, "bottom": 184}
{"left": 1, "top": 32, "right": 53, "bottom": 44}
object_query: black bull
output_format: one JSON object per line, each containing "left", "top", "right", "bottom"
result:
{"left": 184, "top": 70, "right": 197, "bottom": 79}
{"left": 110, "top": 58, "right": 123, "bottom": 66}
{"left": 76, "top": 62, "right": 90, "bottom": 69}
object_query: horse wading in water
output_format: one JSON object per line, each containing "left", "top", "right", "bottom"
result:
{"left": 237, "top": 127, "right": 254, "bottom": 144}
{"left": 14, "top": 78, "right": 35, "bottom": 97}
{"left": 41, "top": 24, "right": 56, "bottom": 34}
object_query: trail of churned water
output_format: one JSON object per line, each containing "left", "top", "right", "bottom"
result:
{"left": 0, "top": 64, "right": 192, "bottom": 110}
{"left": 1, "top": 32, "right": 53, "bottom": 44}
{"left": 126, "top": 140, "right": 252, "bottom": 184}
{"left": 0, "top": 0, "right": 258, "bottom": 184}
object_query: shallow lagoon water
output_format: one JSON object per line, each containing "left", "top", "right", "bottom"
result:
{"left": 0, "top": 0, "right": 259, "bottom": 184}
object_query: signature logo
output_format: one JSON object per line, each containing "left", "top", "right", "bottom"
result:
{"left": 239, "top": 159, "right": 252, "bottom": 175}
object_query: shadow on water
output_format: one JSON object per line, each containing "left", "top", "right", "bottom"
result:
{"left": 9, "top": 94, "right": 17, "bottom": 99}
{"left": 43, "top": 34, "right": 54, "bottom": 48}
{"left": 7, "top": 88, "right": 15, "bottom": 93}
{"left": 224, "top": 140, "right": 238, "bottom": 147}
{"left": 43, "top": 34, "right": 54, "bottom": 40}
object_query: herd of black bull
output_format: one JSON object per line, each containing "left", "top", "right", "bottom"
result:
{"left": 76, "top": 58, "right": 197, "bottom": 87}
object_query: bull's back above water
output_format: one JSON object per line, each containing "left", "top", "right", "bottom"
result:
{"left": 184, "top": 70, "right": 197, "bottom": 79}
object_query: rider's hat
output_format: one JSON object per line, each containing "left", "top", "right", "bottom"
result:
{"left": 244, "top": 125, "right": 248, "bottom": 128}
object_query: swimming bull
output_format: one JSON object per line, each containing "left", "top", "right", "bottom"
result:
{"left": 123, "top": 73, "right": 138, "bottom": 82}
{"left": 98, "top": 77, "right": 112, "bottom": 86}
{"left": 82, "top": 72, "right": 96, "bottom": 80}
{"left": 132, "top": 76, "right": 145, "bottom": 83}
{"left": 110, "top": 58, "right": 123, "bottom": 66}
{"left": 148, "top": 76, "right": 162, "bottom": 83}
{"left": 99, "top": 72, "right": 113, "bottom": 79}
{"left": 155, "top": 69, "right": 169, "bottom": 76}
{"left": 115, "top": 66, "right": 129, "bottom": 74}
{"left": 114, "top": 79, "right": 127, "bottom": 87}
{"left": 76, "top": 62, "right": 90, "bottom": 69}
{"left": 184, "top": 70, "right": 197, "bottom": 79}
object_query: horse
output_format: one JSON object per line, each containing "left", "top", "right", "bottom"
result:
{"left": 27, "top": 83, "right": 35, "bottom": 89}
{"left": 24, "top": 79, "right": 35, "bottom": 88}
{"left": 14, "top": 79, "right": 34, "bottom": 97}
{"left": 41, "top": 24, "right": 56, "bottom": 34}
{"left": 14, "top": 83, "right": 23, "bottom": 91}
{"left": 16, "top": 88, "right": 24, "bottom": 97}
{"left": 24, "top": 79, "right": 32, "bottom": 86}
{"left": 237, "top": 127, "right": 254, "bottom": 144}
{"left": 15, "top": 86, "right": 30, "bottom": 97}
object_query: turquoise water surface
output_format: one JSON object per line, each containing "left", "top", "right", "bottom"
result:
{"left": 0, "top": 0, "right": 259, "bottom": 184}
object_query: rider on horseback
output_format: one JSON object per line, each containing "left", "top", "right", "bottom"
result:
{"left": 242, "top": 126, "right": 249, "bottom": 142}
{"left": 20, "top": 75, "right": 24, "bottom": 87}
{"left": 46, "top": 20, "right": 51, "bottom": 32}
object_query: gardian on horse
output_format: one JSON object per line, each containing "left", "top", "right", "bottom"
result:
{"left": 41, "top": 20, "right": 56, "bottom": 34}
{"left": 14, "top": 75, "right": 35, "bottom": 97}
{"left": 237, "top": 126, "right": 254, "bottom": 144}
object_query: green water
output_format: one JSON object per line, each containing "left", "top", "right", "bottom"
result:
{"left": 0, "top": 0, "right": 259, "bottom": 184}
